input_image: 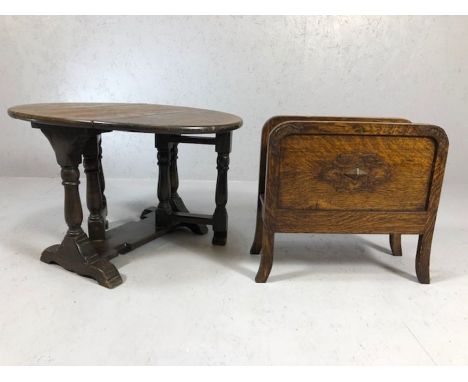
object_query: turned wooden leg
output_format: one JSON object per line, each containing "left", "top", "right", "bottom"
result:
{"left": 212, "top": 132, "right": 232, "bottom": 245}
{"left": 97, "top": 135, "right": 108, "bottom": 229}
{"left": 39, "top": 125, "right": 122, "bottom": 288}
{"left": 155, "top": 134, "right": 173, "bottom": 229}
{"left": 169, "top": 142, "right": 208, "bottom": 235}
{"left": 250, "top": 195, "right": 263, "bottom": 255}
{"left": 389, "top": 233, "right": 402, "bottom": 256}
{"left": 83, "top": 134, "right": 106, "bottom": 241}
{"left": 255, "top": 224, "right": 274, "bottom": 283}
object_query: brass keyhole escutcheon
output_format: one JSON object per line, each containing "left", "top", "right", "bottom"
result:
{"left": 344, "top": 167, "right": 368, "bottom": 181}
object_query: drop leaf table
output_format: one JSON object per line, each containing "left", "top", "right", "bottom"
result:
{"left": 8, "top": 103, "right": 243, "bottom": 288}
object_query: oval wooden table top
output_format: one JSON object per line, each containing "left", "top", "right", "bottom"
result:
{"left": 8, "top": 103, "right": 243, "bottom": 134}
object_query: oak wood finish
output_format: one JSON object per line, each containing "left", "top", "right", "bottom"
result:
{"left": 279, "top": 135, "right": 435, "bottom": 210}
{"left": 39, "top": 125, "right": 122, "bottom": 288}
{"left": 8, "top": 103, "right": 242, "bottom": 134}
{"left": 141, "top": 132, "right": 233, "bottom": 245}
{"left": 212, "top": 132, "right": 232, "bottom": 245}
{"left": 83, "top": 134, "right": 107, "bottom": 241}
{"left": 250, "top": 116, "right": 411, "bottom": 256}
{"left": 390, "top": 233, "right": 403, "bottom": 256}
{"left": 155, "top": 135, "right": 172, "bottom": 228}
{"left": 169, "top": 142, "right": 208, "bottom": 235}
{"left": 251, "top": 118, "right": 448, "bottom": 284}
{"left": 8, "top": 103, "right": 242, "bottom": 288}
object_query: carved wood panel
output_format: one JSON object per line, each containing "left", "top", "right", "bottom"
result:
{"left": 318, "top": 153, "right": 392, "bottom": 192}
{"left": 278, "top": 135, "right": 436, "bottom": 211}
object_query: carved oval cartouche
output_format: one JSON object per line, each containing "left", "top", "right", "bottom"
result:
{"left": 318, "top": 153, "right": 391, "bottom": 192}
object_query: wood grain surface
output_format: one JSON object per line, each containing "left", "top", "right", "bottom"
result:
{"left": 278, "top": 135, "right": 435, "bottom": 211}
{"left": 251, "top": 118, "right": 448, "bottom": 284}
{"left": 8, "top": 103, "right": 243, "bottom": 134}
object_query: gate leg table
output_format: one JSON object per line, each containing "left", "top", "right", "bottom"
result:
{"left": 8, "top": 103, "right": 242, "bottom": 288}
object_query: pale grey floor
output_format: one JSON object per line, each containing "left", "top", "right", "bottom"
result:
{"left": 0, "top": 178, "right": 467, "bottom": 365}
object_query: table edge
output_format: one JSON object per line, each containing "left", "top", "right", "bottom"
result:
{"left": 8, "top": 106, "right": 243, "bottom": 134}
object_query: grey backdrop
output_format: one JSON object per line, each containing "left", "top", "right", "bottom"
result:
{"left": 0, "top": 16, "right": 467, "bottom": 184}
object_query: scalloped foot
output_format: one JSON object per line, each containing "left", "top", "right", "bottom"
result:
{"left": 41, "top": 235, "right": 122, "bottom": 289}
